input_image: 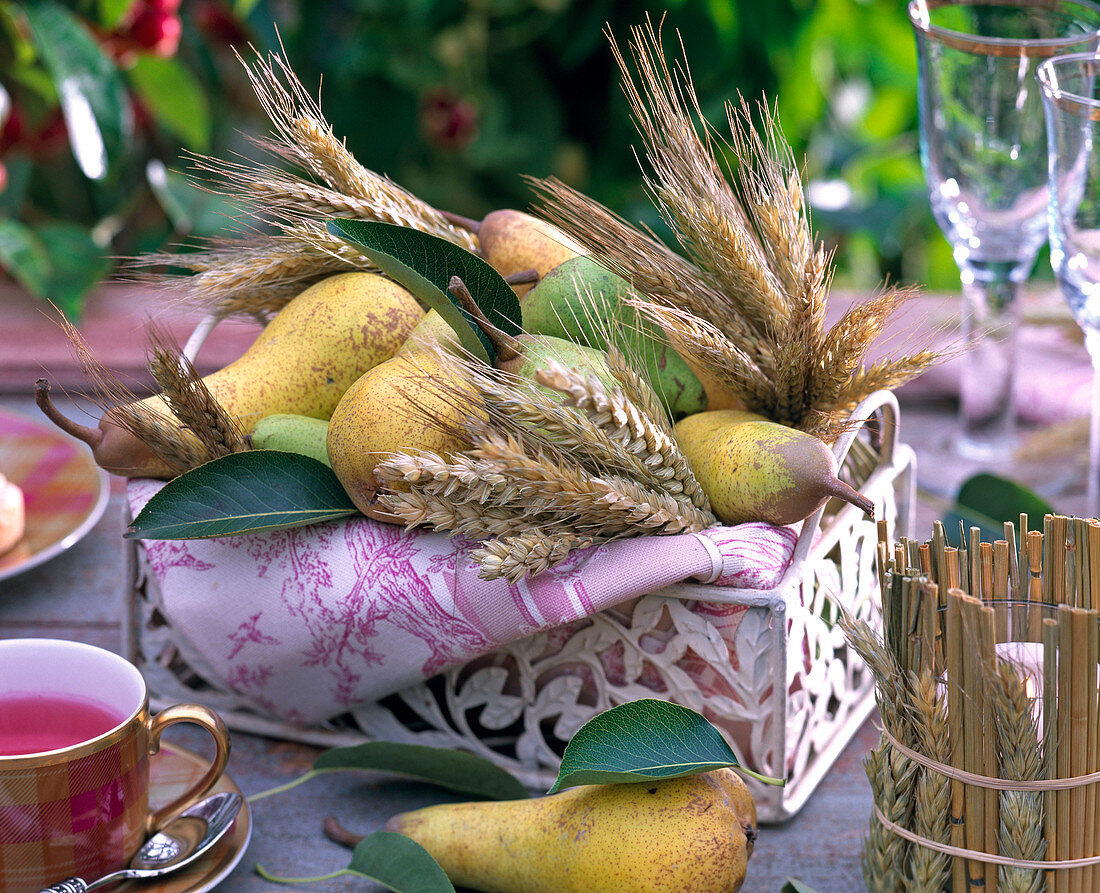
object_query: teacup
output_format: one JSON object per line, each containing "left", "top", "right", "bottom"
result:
{"left": 0, "top": 638, "right": 231, "bottom": 893}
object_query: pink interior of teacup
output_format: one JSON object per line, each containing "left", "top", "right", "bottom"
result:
{"left": 0, "top": 638, "right": 146, "bottom": 756}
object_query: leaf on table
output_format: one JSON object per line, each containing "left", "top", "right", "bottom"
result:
{"left": 127, "top": 55, "right": 211, "bottom": 151}
{"left": 21, "top": 1, "right": 132, "bottom": 180}
{"left": 548, "top": 698, "right": 783, "bottom": 793}
{"left": 314, "top": 741, "right": 530, "bottom": 801}
{"left": 327, "top": 219, "right": 523, "bottom": 365}
{"left": 944, "top": 472, "right": 1055, "bottom": 544}
{"left": 782, "top": 880, "right": 822, "bottom": 893}
{"left": 255, "top": 832, "right": 455, "bottom": 892}
{"left": 125, "top": 451, "right": 358, "bottom": 540}
{"left": 345, "top": 832, "right": 456, "bottom": 893}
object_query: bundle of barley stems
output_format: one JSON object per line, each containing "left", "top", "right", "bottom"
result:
{"left": 373, "top": 342, "right": 716, "bottom": 583}
{"left": 844, "top": 514, "right": 1100, "bottom": 892}
{"left": 531, "top": 18, "right": 943, "bottom": 442}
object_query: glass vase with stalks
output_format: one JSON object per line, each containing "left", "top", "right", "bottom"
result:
{"left": 908, "top": 0, "right": 1100, "bottom": 460}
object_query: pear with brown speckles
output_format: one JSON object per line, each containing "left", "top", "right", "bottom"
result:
{"left": 387, "top": 768, "right": 758, "bottom": 893}
{"left": 326, "top": 347, "right": 470, "bottom": 521}
{"left": 675, "top": 409, "right": 874, "bottom": 526}
{"left": 37, "top": 272, "right": 423, "bottom": 479}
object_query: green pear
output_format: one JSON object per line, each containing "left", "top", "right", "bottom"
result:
{"left": 447, "top": 275, "right": 652, "bottom": 404}
{"left": 249, "top": 414, "right": 330, "bottom": 467}
{"left": 522, "top": 256, "right": 706, "bottom": 418}
{"left": 387, "top": 768, "right": 758, "bottom": 893}
{"left": 38, "top": 272, "right": 423, "bottom": 479}
{"left": 476, "top": 209, "right": 585, "bottom": 299}
{"left": 675, "top": 409, "right": 874, "bottom": 526}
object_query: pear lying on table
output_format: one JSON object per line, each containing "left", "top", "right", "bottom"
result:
{"left": 38, "top": 272, "right": 423, "bottom": 479}
{"left": 387, "top": 768, "right": 758, "bottom": 893}
{"left": 676, "top": 409, "right": 874, "bottom": 526}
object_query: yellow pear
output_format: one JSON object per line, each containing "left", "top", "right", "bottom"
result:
{"left": 387, "top": 768, "right": 758, "bottom": 893}
{"left": 676, "top": 409, "right": 874, "bottom": 526}
{"left": 477, "top": 209, "right": 585, "bottom": 298}
{"left": 326, "top": 348, "right": 469, "bottom": 520}
{"left": 397, "top": 308, "right": 462, "bottom": 356}
{"left": 38, "top": 272, "right": 423, "bottom": 479}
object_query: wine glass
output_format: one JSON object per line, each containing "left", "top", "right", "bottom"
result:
{"left": 908, "top": 0, "right": 1100, "bottom": 460}
{"left": 1039, "top": 52, "right": 1100, "bottom": 515}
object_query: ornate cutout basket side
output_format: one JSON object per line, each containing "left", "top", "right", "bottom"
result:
{"left": 122, "top": 358, "right": 912, "bottom": 821}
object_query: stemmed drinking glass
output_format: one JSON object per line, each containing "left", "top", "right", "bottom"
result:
{"left": 1039, "top": 53, "right": 1100, "bottom": 516}
{"left": 909, "top": 0, "right": 1100, "bottom": 460}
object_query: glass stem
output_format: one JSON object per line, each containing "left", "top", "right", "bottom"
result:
{"left": 958, "top": 270, "right": 1021, "bottom": 459}
{"left": 1088, "top": 329, "right": 1100, "bottom": 519}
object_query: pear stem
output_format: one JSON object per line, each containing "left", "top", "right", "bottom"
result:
{"left": 447, "top": 275, "right": 522, "bottom": 364}
{"left": 440, "top": 209, "right": 481, "bottom": 234}
{"left": 322, "top": 815, "right": 365, "bottom": 849}
{"left": 35, "top": 379, "right": 102, "bottom": 449}
{"left": 503, "top": 268, "right": 539, "bottom": 286}
{"left": 827, "top": 475, "right": 875, "bottom": 519}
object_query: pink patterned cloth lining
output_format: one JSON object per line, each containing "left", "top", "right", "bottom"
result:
{"left": 127, "top": 480, "right": 797, "bottom": 725}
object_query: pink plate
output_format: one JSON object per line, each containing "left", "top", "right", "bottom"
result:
{"left": 0, "top": 407, "right": 109, "bottom": 581}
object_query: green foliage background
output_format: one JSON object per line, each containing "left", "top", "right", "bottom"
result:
{"left": 0, "top": 0, "right": 959, "bottom": 318}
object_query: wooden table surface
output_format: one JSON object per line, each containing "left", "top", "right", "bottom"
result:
{"left": 0, "top": 283, "right": 1093, "bottom": 893}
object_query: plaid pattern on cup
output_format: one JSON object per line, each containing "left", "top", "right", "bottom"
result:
{"left": 0, "top": 728, "right": 148, "bottom": 892}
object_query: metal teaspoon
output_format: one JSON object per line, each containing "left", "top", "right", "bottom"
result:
{"left": 38, "top": 791, "right": 243, "bottom": 893}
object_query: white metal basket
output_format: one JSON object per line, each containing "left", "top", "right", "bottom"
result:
{"left": 122, "top": 329, "right": 912, "bottom": 821}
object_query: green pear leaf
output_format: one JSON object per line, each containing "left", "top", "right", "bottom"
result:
{"left": 548, "top": 699, "right": 784, "bottom": 793}
{"left": 782, "top": 881, "right": 822, "bottom": 893}
{"left": 313, "top": 741, "right": 530, "bottom": 801}
{"left": 326, "top": 219, "right": 523, "bottom": 365}
{"left": 256, "top": 831, "right": 455, "bottom": 892}
{"left": 344, "top": 834, "right": 456, "bottom": 893}
{"left": 125, "top": 451, "right": 358, "bottom": 540}
{"left": 943, "top": 473, "right": 1055, "bottom": 545}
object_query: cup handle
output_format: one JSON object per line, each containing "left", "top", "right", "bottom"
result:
{"left": 145, "top": 703, "right": 231, "bottom": 832}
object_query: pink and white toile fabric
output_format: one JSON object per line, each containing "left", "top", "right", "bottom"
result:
{"left": 127, "top": 480, "right": 797, "bottom": 725}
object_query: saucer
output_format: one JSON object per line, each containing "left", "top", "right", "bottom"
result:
{"left": 114, "top": 741, "right": 252, "bottom": 893}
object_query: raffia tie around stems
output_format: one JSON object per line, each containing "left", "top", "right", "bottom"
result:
{"left": 881, "top": 727, "right": 1100, "bottom": 793}
{"left": 876, "top": 727, "right": 1100, "bottom": 871}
